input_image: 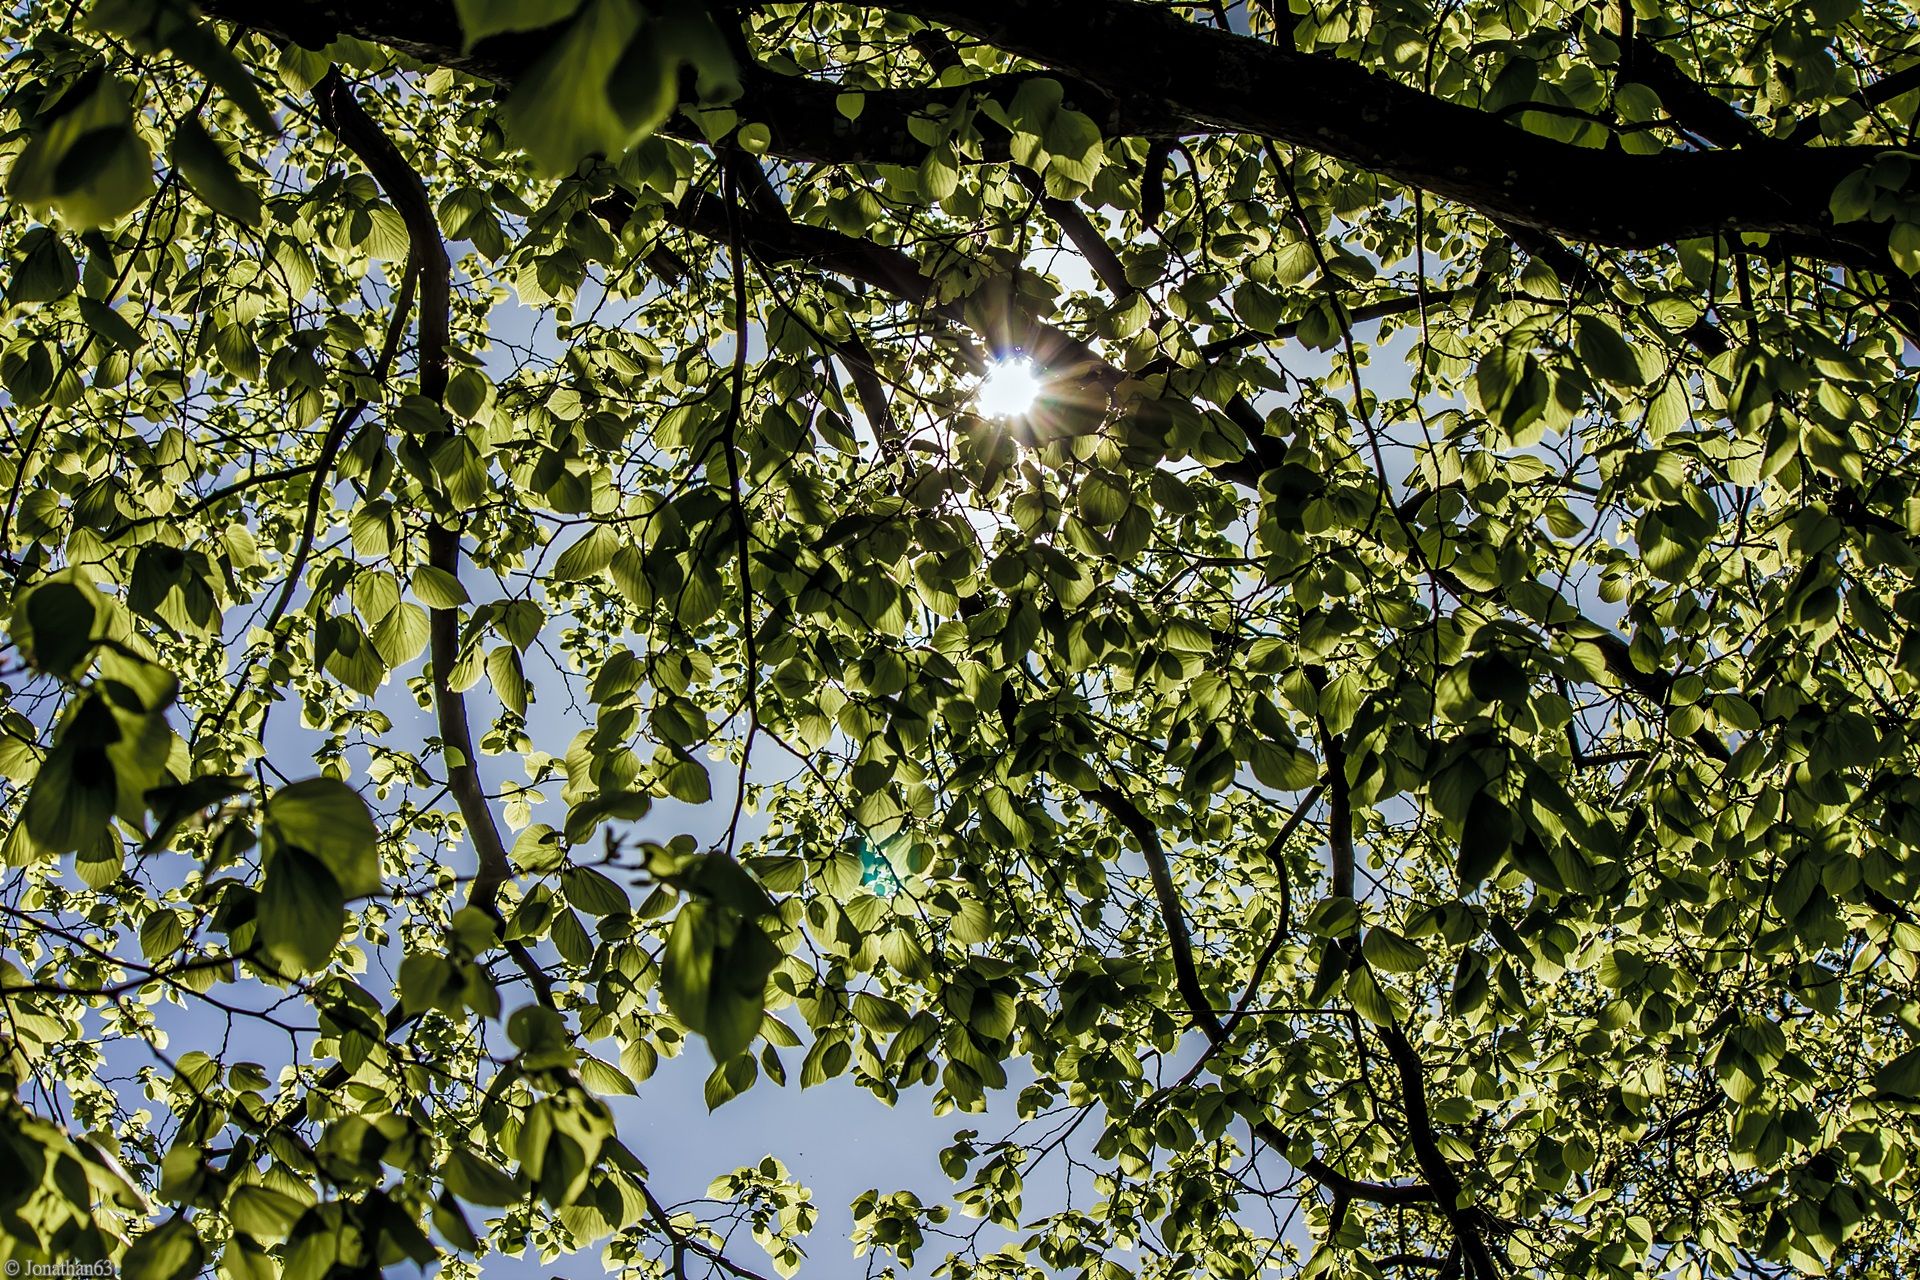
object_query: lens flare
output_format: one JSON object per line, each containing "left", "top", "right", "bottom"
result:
{"left": 858, "top": 840, "right": 901, "bottom": 898}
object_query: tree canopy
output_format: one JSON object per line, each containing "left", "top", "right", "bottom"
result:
{"left": 4, "top": 1, "right": 1920, "bottom": 1277}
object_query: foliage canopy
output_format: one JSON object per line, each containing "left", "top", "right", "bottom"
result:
{"left": 4, "top": 1, "right": 1920, "bottom": 1278}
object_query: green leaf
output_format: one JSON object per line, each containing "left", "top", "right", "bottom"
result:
{"left": 1873, "top": 1046, "right": 1920, "bottom": 1099}
{"left": 852, "top": 991, "right": 911, "bottom": 1033}
{"left": 7, "top": 68, "right": 153, "bottom": 227}
{"left": 89, "top": 0, "right": 280, "bottom": 135}
{"left": 737, "top": 122, "right": 772, "bottom": 155}
{"left": 1457, "top": 790, "right": 1511, "bottom": 887}
{"left": 228, "top": 1185, "right": 303, "bottom": 1243}
{"left": 1829, "top": 168, "right": 1875, "bottom": 224}
{"left": 122, "top": 1218, "right": 205, "bottom": 1280}
{"left": 500, "top": 0, "right": 650, "bottom": 175}
{"left": 400, "top": 951, "right": 455, "bottom": 1015}
{"left": 579, "top": 1054, "right": 637, "bottom": 1095}
{"left": 516, "top": 1091, "right": 611, "bottom": 1206}
{"left": 1474, "top": 343, "right": 1549, "bottom": 440}
{"left": 563, "top": 789, "right": 654, "bottom": 844}
{"left": 511, "top": 823, "right": 568, "bottom": 873}
{"left": 169, "top": 27, "right": 279, "bottom": 136}
{"left": 662, "top": 901, "right": 780, "bottom": 1062}
{"left": 671, "top": 849, "right": 776, "bottom": 917}
{"left": 1597, "top": 947, "right": 1646, "bottom": 990}
{"left": 703, "top": 1052, "right": 757, "bottom": 1109}
{"left": 562, "top": 864, "right": 629, "bottom": 916}
{"left": 139, "top": 908, "right": 187, "bottom": 961}
{"left": 170, "top": 120, "right": 261, "bottom": 226}
{"left": 445, "top": 1146, "right": 523, "bottom": 1205}
{"left": 1361, "top": 927, "right": 1429, "bottom": 974}
{"left": 1891, "top": 221, "right": 1920, "bottom": 277}
{"left": 446, "top": 365, "right": 494, "bottom": 420}
{"left": 1249, "top": 740, "right": 1318, "bottom": 791}
{"left": 1318, "top": 671, "right": 1364, "bottom": 734}
{"left": 1575, "top": 315, "right": 1646, "bottom": 387}
{"left": 650, "top": 0, "right": 742, "bottom": 105}
{"left": 1233, "top": 280, "right": 1286, "bottom": 332}
{"left": 488, "top": 645, "right": 529, "bottom": 714}
{"left": 1466, "top": 651, "right": 1527, "bottom": 706}
{"left": 552, "top": 525, "right": 618, "bottom": 580}
{"left": 265, "top": 777, "right": 381, "bottom": 899}
{"left": 22, "top": 695, "right": 120, "bottom": 856}
{"left": 1077, "top": 473, "right": 1130, "bottom": 527}
{"left": 621, "top": 1037, "right": 660, "bottom": 1084}
{"left": 1344, "top": 964, "right": 1398, "bottom": 1026}
{"left": 660, "top": 754, "right": 711, "bottom": 804}
{"left": 370, "top": 602, "right": 431, "bottom": 668}
{"left": 1006, "top": 77, "right": 1066, "bottom": 154}
{"left": 800, "top": 1035, "right": 850, "bottom": 1088}
{"left": 321, "top": 617, "right": 389, "bottom": 695}
{"left": 258, "top": 845, "right": 345, "bottom": 974}
{"left": 411, "top": 564, "right": 472, "bottom": 609}
{"left": 20, "top": 579, "right": 99, "bottom": 678}
{"left": 209, "top": 324, "right": 260, "bottom": 381}
{"left": 6, "top": 226, "right": 79, "bottom": 304}
{"left": 508, "top": 1003, "right": 572, "bottom": 1065}
{"left": 1304, "top": 896, "right": 1361, "bottom": 939}
{"left": 551, "top": 907, "right": 595, "bottom": 964}
{"left": 142, "top": 774, "right": 248, "bottom": 853}
{"left": 78, "top": 296, "right": 143, "bottom": 351}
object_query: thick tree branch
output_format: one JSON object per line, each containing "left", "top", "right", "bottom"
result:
{"left": 873, "top": 0, "right": 1900, "bottom": 257}
{"left": 1623, "top": 35, "right": 1770, "bottom": 150}
{"left": 199, "top": 0, "right": 1165, "bottom": 163}
{"left": 1314, "top": 712, "right": 1354, "bottom": 900}
{"left": 1181, "top": 290, "right": 1475, "bottom": 366}
{"left": 1089, "top": 782, "right": 1222, "bottom": 1041}
{"left": 1856, "top": 61, "right": 1920, "bottom": 112}
{"left": 1011, "top": 166, "right": 1137, "bottom": 301}
{"left": 198, "top": 0, "right": 1913, "bottom": 271}
{"left": 1218, "top": 783, "right": 1325, "bottom": 1041}
{"left": 828, "top": 330, "right": 901, "bottom": 456}
{"left": 599, "top": 186, "right": 1120, "bottom": 386}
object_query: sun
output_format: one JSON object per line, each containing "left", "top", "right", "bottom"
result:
{"left": 974, "top": 357, "right": 1043, "bottom": 419}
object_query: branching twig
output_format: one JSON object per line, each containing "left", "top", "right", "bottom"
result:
{"left": 1080, "top": 781, "right": 1433, "bottom": 1209}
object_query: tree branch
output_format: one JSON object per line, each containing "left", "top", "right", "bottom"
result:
{"left": 1377, "top": 1023, "right": 1500, "bottom": 1278}
{"left": 1088, "top": 782, "right": 1223, "bottom": 1041}
{"left": 1790, "top": 60, "right": 1920, "bottom": 143}
{"left": 1012, "top": 166, "right": 1136, "bottom": 301}
{"left": 1080, "top": 781, "right": 1436, "bottom": 1209}
{"left": 315, "top": 70, "right": 550, "bottom": 1005}
{"left": 1623, "top": 35, "right": 1770, "bottom": 150}
{"left": 873, "top": 0, "right": 1898, "bottom": 256}
{"left": 197, "top": 0, "right": 1912, "bottom": 270}
{"left": 828, "top": 330, "right": 901, "bottom": 457}
{"left": 1312, "top": 706, "right": 1354, "bottom": 900}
